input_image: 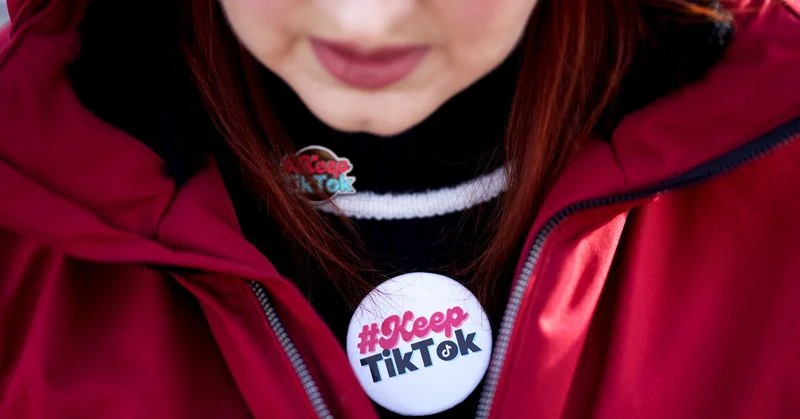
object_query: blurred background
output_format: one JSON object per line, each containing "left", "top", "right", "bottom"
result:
{"left": 1, "top": 1, "right": 8, "bottom": 26}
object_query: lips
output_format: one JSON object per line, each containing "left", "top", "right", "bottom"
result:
{"left": 310, "top": 39, "right": 428, "bottom": 90}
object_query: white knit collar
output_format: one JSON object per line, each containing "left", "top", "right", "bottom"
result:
{"left": 316, "top": 167, "right": 506, "bottom": 220}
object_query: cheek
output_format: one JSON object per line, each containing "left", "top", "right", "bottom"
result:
{"left": 432, "top": 0, "right": 536, "bottom": 66}
{"left": 219, "top": 0, "right": 300, "bottom": 63}
{"left": 434, "top": 0, "right": 536, "bottom": 41}
{"left": 221, "top": 0, "right": 292, "bottom": 19}
{"left": 219, "top": 0, "right": 297, "bottom": 43}
{"left": 441, "top": 0, "right": 503, "bottom": 26}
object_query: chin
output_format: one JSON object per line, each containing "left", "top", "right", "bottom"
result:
{"left": 319, "top": 113, "right": 426, "bottom": 137}
{"left": 304, "top": 96, "right": 438, "bottom": 137}
{"left": 281, "top": 70, "right": 454, "bottom": 136}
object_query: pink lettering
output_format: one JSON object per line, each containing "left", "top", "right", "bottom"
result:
{"left": 298, "top": 155, "right": 314, "bottom": 175}
{"left": 412, "top": 316, "right": 429, "bottom": 339}
{"left": 444, "top": 306, "right": 468, "bottom": 337}
{"left": 379, "top": 311, "right": 413, "bottom": 350}
{"left": 336, "top": 160, "right": 351, "bottom": 177}
{"left": 325, "top": 160, "right": 337, "bottom": 176}
{"left": 375, "top": 306, "right": 470, "bottom": 350}
{"left": 288, "top": 154, "right": 351, "bottom": 178}
{"left": 429, "top": 311, "right": 445, "bottom": 333}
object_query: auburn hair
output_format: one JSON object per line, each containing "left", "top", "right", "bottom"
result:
{"left": 181, "top": 0, "right": 732, "bottom": 306}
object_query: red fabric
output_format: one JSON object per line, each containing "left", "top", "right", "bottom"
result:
{"left": 1, "top": 1, "right": 799, "bottom": 418}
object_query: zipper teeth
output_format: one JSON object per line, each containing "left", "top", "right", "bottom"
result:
{"left": 249, "top": 281, "right": 333, "bottom": 419}
{"left": 475, "top": 119, "right": 800, "bottom": 419}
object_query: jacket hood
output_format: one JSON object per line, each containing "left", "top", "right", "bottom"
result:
{"left": 0, "top": 1, "right": 275, "bottom": 277}
{"left": 1, "top": 0, "right": 799, "bottom": 273}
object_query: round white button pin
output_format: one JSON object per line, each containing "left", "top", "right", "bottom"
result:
{"left": 346, "top": 272, "right": 492, "bottom": 416}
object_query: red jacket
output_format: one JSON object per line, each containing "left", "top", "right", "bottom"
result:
{"left": 2, "top": 1, "right": 800, "bottom": 418}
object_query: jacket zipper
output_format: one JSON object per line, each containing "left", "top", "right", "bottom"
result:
{"left": 249, "top": 281, "right": 334, "bottom": 419}
{"left": 246, "top": 117, "right": 798, "bottom": 419}
{"left": 475, "top": 116, "right": 800, "bottom": 419}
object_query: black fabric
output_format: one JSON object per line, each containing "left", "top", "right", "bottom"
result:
{"left": 216, "top": 140, "right": 508, "bottom": 419}
{"left": 598, "top": 0, "right": 735, "bottom": 135}
{"left": 69, "top": 0, "right": 733, "bottom": 185}
{"left": 218, "top": 60, "right": 518, "bottom": 418}
{"left": 261, "top": 56, "right": 515, "bottom": 193}
{"left": 70, "top": 0, "right": 213, "bottom": 185}
{"left": 69, "top": 1, "right": 732, "bottom": 418}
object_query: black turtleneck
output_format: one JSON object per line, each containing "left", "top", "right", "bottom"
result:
{"left": 69, "top": 1, "right": 731, "bottom": 416}
{"left": 219, "top": 55, "right": 521, "bottom": 419}
{"left": 69, "top": 1, "right": 520, "bottom": 414}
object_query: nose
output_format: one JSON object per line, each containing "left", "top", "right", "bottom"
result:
{"left": 316, "top": 0, "right": 416, "bottom": 44}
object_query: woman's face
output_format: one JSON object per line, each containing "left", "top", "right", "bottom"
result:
{"left": 220, "top": 0, "right": 538, "bottom": 136}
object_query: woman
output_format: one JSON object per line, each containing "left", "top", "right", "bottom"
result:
{"left": 1, "top": 0, "right": 799, "bottom": 417}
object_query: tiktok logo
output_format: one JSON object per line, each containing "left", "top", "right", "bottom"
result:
{"left": 345, "top": 272, "right": 493, "bottom": 417}
{"left": 283, "top": 145, "right": 356, "bottom": 201}
{"left": 358, "top": 330, "right": 483, "bottom": 383}
{"left": 439, "top": 341, "right": 454, "bottom": 359}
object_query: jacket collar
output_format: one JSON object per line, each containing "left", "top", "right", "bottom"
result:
{"left": 1, "top": 0, "right": 798, "bottom": 275}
